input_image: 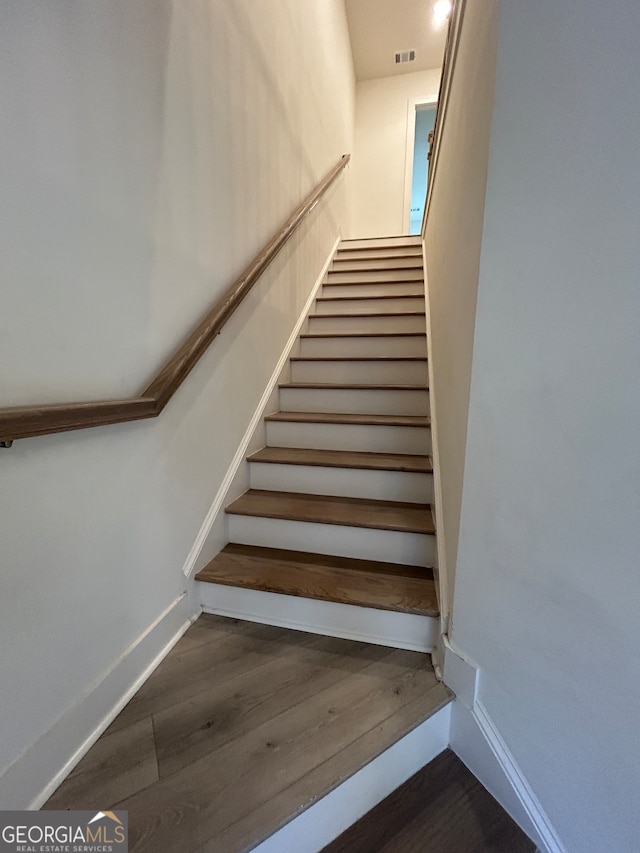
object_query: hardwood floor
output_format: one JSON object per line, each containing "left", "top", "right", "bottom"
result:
{"left": 45, "top": 614, "right": 451, "bottom": 853}
{"left": 322, "top": 749, "right": 536, "bottom": 853}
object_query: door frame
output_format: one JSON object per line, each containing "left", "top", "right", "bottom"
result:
{"left": 402, "top": 97, "right": 438, "bottom": 234}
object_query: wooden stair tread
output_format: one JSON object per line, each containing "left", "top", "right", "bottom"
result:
{"left": 196, "top": 544, "right": 438, "bottom": 616}
{"left": 311, "top": 311, "right": 425, "bottom": 318}
{"left": 333, "top": 258, "right": 422, "bottom": 270}
{"left": 316, "top": 294, "right": 423, "bottom": 302}
{"left": 333, "top": 255, "right": 422, "bottom": 266}
{"left": 323, "top": 279, "right": 424, "bottom": 287}
{"left": 248, "top": 447, "right": 433, "bottom": 473}
{"left": 225, "top": 490, "right": 436, "bottom": 534}
{"left": 327, "top": 265, "right": 423, "bottom": 272}
{"left": 281, "top": 382, "right": 428, "bottom": 391}
{"left": 289, "top": 356, "right": 427, "bottom": 363}
{"left": 264, "top": 411, "right": 431, "bottom": 427}
{"left": 300, "top": 332, "right": 426, "bottom": 339}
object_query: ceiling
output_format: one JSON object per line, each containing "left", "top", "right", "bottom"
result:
{"left": 345, "top": 0, "right": 448, "bottom": 81}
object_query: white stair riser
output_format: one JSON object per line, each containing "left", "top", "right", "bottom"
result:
{"left": 199, "top": 584, "right": 440, "bottom": 653}
{"left": 227, "top": 514, "right": 436, "bottom": 566}
{"left": 327, "top": 269, "right": 423, "bottom": 284}
{"left": 308, "top": 315, "right": 425, "bottom": 334}
{"left": 321, "top": 282, "right": 424, "bottom": 298}
{"left": 279, "top": 387, "right": 429, "bottom": 416}
{"left": 249, "top": 462, "right": 434, "bottom": 504}
{"left": 265, "top": 421, "right": 432, "bottom": 455}
{"left": 331, "top": 257, "right": 423, "bottom": 272}
{"left": 336, "top": 247, "right": 422, "bottom": 262}
{"left": 300, "top": 335, "right": 426, "bottom": 358}
{"left": 290, "top": 360, "right": 428, "bottom": 386}
{"left": 314, "top": 297, "right": 424, "bottom": 315}
{"left": 341, "top": 237, "right": 421, "bottom": 250}
{"left": 197, "top": 583, "right": 440, "bottom": 652}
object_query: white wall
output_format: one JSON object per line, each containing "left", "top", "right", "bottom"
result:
{"left": 423, "top": 0, "right": 498, "bottom": 625}
{"left": 0, "top": 0, "right": 354, "bottom": 807}
{"left": 350, "top": 68, "right": 441, "bottom": 237}
{"left": 449, "top": 1, "right": 640, "bottom": 851}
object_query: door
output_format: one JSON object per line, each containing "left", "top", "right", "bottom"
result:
{"left": 409, "top": 105, "right": 437, "bottom": 234}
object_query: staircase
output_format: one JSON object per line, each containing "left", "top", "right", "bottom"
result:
{"left": 196, "top": 236, "right": 439, "bottom": 652}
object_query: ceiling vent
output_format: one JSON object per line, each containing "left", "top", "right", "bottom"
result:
{"left": 394, "top": 49, "right": 416, "bottom": 65}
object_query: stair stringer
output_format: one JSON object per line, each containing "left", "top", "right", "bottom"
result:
{"left": 180, "top": 235, "right": 340, "bottom": 580}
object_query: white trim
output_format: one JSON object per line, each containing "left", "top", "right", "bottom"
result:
{"left": 200, "top": 584, "right": 439, "bottom": 653}
{"left": 422, "top": 247, "right": 450, "bottom": 635}
{"left": 471, "top": 701, "right": 567, "bottom": 853}
{"left": 251, "top": 704, "right": 451, "bottom": 853}
{"left": 442, "top": 634, "right": 479, "bottom": 708}
{"left": 0, "top": 592, "right": 197, "bottom": 809}
{"left": 181, "top": 235, "right": 341, "bottom": 578}
{"left": 450, "top": 689, "right": 566, "bottom": 853}
{"left": 402, "top": 97, "right": 438, "bottom": 234}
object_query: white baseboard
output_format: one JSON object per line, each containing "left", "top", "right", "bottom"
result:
{"left": 252, "top": 703, "right": 451, "bottom": 853}
{"left": 0, "top": 592, "right": 197, "bottom": 810}
{"left": 182, "top": 235, "right": 341, "bottom": 579}
{"left": 200, "top": 583, "right": 439, "bottom": 652}
{"left": 450, "top": 698, "right": 566, "bottom": 853}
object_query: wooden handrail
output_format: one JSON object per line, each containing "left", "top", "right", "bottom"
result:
{"left": 0, "top": 154, "right": 350, "bottom": 444}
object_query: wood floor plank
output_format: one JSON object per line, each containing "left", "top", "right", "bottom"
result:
{"left": 321, "top": 749, "right": 535, "bottom": 853}
{"left": 115, "top": 650, "right": 442, "bottom": 852}
{"left": 225, "top": 490, "right": 436, "bottom": 535}
{"left": 152, "top": 634, "right": 391, "bottom": 778}
{"left": 196, "top": 544, "right": 438, "bottom": 615}
{"left": 264, "top": 411, "right": 431, "bottom": 427}
{"left": 248, "top": 446, "right": 432, "bottom": 473}
{"left": 210, "top": 683, "right": 452, "bottom": 853}
{"left": 45, "top": 718, "right": 158, "bottom": 811}
{"left": 106, "top": 619, "right": 295, "bottom": 734}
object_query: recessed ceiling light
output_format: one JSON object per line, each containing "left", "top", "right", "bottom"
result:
{"left": 433, "top": 0, "right": 452, "bottom": 29}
